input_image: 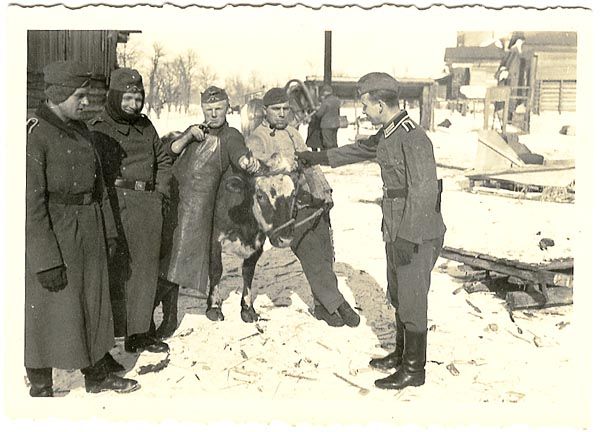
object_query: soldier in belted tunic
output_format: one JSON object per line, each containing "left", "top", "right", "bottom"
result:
{"left": 90, "top": 68, "right": 172, "bottom": 354}
{"left": 25, "top": 61, "right": 140, "bottom": 396}
{"left": 247, "top": 87, "right": 361, "bottom": 328}
{"left": 297, "top": 72, "right": 446, "bottom": 390}
{"left": 162, "top": 86, "right": 260, "bottom": 313}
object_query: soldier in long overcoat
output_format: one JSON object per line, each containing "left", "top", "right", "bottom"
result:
{"left": 25, "top": 61, "right": 140, "bottom": 396}
{"left": 297, "top": 73, "right": 446, "bottom": 390}
{"left": 90, "top": 68, "right": 172, "bottom": 354}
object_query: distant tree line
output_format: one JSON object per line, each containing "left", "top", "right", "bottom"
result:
{"left": 117, "top": 41, "right": 272, "bottom": 118}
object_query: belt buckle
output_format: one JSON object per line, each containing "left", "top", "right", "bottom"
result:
{"left": 134, "top": 180, "right": 146, "bottom": 191}
{"left": 82, "top": 193, "right": 93, "bottom": 205}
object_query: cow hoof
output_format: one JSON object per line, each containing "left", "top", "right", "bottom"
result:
{"left": 240, "top": 307, "right": 259, "bottom": 323}
{"left": 206, "top": 308, "right": 225, "bottom": 321}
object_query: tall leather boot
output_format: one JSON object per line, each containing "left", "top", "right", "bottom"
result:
{"left": 26, "top": 367, "right": 53, "bottom": 397}
{"left": 374, "top": 329, "right": 427, "bottom": 390}
{"left": 156, "top": 280, "right": 179, "bottom": 340}
{"left": 369, "top": 317, "right": 404, "bottom": 371}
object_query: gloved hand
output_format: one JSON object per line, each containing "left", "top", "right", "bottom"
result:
{"left": 296, "top": 150, "right": 330, "bottom": 167}
{"left": 36, "top": 265, "right": 68, "bottom": 292}
{"left": 107, "top": 237, "right": 118, "bottom": 260}
{"left": 393, "top": 237, "right": 417, "bottom": 265}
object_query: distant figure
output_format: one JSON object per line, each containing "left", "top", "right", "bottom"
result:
{"left": 313, "top": 84, "right": 341, "bottom": 149}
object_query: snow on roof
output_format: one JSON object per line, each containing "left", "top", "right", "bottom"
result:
{"left": 444, "top": 45, "right": 506, "bottom": 63}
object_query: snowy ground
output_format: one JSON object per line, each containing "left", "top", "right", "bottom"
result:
{"left": 13, "top": 106, "right": 585, "bottom": 428}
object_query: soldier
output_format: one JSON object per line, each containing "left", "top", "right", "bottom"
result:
{"left": 246, "top": 87, "right": 360, "bottom": 328}
{"left": 297, "top": 72, "right": 446, "bottom": 389}
{"left": 163, "top": 86, "right": 260, "bottom": 309}
{"left": 90, "top": 68, "right": 171, "bottom": 354}
{"left": 313, "top": 84, "right": 342, "bottom": 149}
{"left": 25, "top": 60, "right": 140, "bottom": 396}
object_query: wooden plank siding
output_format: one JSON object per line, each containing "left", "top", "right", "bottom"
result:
{"left": 27, "top": 30, "right": 123, "bottom": 119}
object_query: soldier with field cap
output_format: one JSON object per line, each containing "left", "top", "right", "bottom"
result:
{"left": 25, "top": 60, "right": 140, "bottom": 396}
{"left": 247, "top": 87, "right": 361, "bottom": 328}
{"left": 90, "top": 67, "right": 172, "bottom": 356}
{"left": 297, "top": 72, "right": 446, "bottom": 390}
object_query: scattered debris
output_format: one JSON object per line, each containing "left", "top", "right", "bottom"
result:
{"left": 333, "top": 372, "right": 370, "bottom": 395}
{"left": 239, "top": 332, "right": 261, "bottom": 342}
{"left": 538, "top": 238, "right": 555, "bottom": 250}
{"left": 452, "top": 286, "right": 463, "bottom": 295}
{"left": 446, "top": 363, "right": 460, "bottom": 376}
{"left": 463, "top": 281, "right": 491, "bottom": 294}
{"left": 428, "top": 324, "right": 437, "bottom": 331}
{"left": 559, "top": 125, "right": 575, "bottom": 136}
{"left": 465, "top": 299, "right": 482, "bottom": 314}
{"left": 284, "top": 373, "right": 316, "bottom": 381}
{"left": 240, "top": 350, "right": 248, "bottom": 360}
{"left": 556, "top": 321, "right": 570, "bottom": 329}
{"left": 533, "top": 336, "right": 543, "bottom": 347}
{"left": 316, "top": 341, "right": 332, "bottom": 351}
{"left": 505, "top": 391, "right": 526, "bottom": 403}
{"left": 177, "top": 328, "right": 194, "bottom": 338}
{"left": 437, "top": 119, "right": 452, "bottom": 128}
{"left": 137, "top": 357, "right": 170, "bottom": 375}
{"left": 176, "top": 376, "right": 184, "bottom": 384}
{"left": 487, "top": 323, "right": 498, "bottom": 332}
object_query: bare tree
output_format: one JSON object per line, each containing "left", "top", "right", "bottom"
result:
{"left": 225, "top": 72, "right": 269, "bottom": 108}
{"left": 147, "top": 43, "right": 165, "bottom": 118}
{"left": 116, "top": 40, "right": 141, "bottom": 69}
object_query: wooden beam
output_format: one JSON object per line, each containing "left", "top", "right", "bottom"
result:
{"left": 505, "top": 286, "right": 572, "bottom": 309}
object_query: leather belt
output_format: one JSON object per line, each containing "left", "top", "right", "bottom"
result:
{"left": 114, "top": 178, "right": 154, "bottom": 191}
{"left": 48, "top": 192, "right": 97, "bottom": 205}
{"left": 382, "top": 188, "right": 407, "bottom": 199}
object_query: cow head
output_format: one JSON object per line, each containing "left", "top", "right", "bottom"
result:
{"left": 250, "top": 153, "right": 302, "bottom": 248}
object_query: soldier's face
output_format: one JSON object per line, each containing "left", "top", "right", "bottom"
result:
{"left": 360, "top": 93, "right": 383, "bottom": 126}
{"left": 121, "top": 91, "right": 144, "bottom": 115}
{"left": 202, "top": 100, "right": 229, "bottom": 128}
{"left": 58, "top": 87, "right": 90, "bottom": 121}
{"left": 264, "top": 102, "right": 290, "bottom": 130}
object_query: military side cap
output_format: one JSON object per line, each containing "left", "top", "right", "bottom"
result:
{"left": 201, "top": 86, "right": 229, "bottom": 103}
{"left": 263, "top": 87, "right": 289, "bottom": 106}
{"left": 357, "top": 72, "right": 399, "bottom": 95}
{"left": 110, "top": 68, "right": 144, "bottom": 92}
{"left": 43, "top": 60, "right": 92, "bottom": 88}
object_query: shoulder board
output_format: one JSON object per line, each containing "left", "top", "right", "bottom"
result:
{"left": 399, "top": 116, "right": 416, "bottom": 133}
{"left": 26, "top": 117, "right": 39, "bottom": 134}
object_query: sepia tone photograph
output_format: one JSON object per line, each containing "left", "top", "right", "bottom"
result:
{"left": 1, "top": 1, "right": 596, "bottom": 431}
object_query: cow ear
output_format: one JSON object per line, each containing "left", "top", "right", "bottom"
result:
{"left": 225, "top": 175, "right": 246, "bottom": 193}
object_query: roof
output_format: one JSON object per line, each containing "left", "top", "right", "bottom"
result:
{"left": 521, "top": 31, "right": 577, "bottom": 48}
{"left": 444, "top": 45, "right": 506, "bottom": 63}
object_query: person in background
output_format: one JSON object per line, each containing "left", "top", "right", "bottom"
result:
{"left": 313, "top": 84, "right": 341, "bottom": 149}
{"left": 25, "top": 60, "right": 140, "bottom": 396}
{"left": 246, "top": 87, "right": 360, "bottom": 328}
{"left": 90, "top": 68, "right": 171, "bottom": 355}
{"left": 297, "top": 72, "right": 445, "bottom": 389}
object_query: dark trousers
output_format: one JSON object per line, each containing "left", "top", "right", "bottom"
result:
{"left": 291, "top": 210, "right": 344, "bottom": 314}
{"left": 385, "top": 236, "right": 443, "bottom": 332}
{"left": 321, "top": 128, "right": 339, "bottom": 149}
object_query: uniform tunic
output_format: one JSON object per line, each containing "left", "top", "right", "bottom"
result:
{"left": 314, "top": 94, "right": 341, "bottom": 149}
{"left": 25, "top": 102, "right": 116, "bottom": 369}
{"left": 166, "top": 122, "right": 249, "bottom": 293}
{"left": 247, "top": 122, "right": 344, "bottom": 313}
{"left": 328, "top": 110, "right": 446, "bottom": 331}
{"left": 90, "top": 110, "right": 172, "bottom": 335}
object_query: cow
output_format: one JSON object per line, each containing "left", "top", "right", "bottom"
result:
{"left": 207, "top": 152, "right": 319, "bottom": 323}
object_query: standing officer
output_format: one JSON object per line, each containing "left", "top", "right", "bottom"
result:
{"left": 25, "top": 61, "right": 139, "bottom": 396}
{"left": 313, "top": 84, "right": 341, "bottom": 149}
{"left": 247, "top": 87, "right": 360, "bottom": 328}
{"left": 297, "top": 73, "right": 445, "bottom": 389}
{"left": 90, "top": 68, "right": 171, "bottom": 354}
{"left": 164, "top": 86, "right": 260, "bottom": 310}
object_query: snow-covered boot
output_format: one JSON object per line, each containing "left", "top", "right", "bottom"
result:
{"left": 374, "top": 330, "right": 426, "bottom": 390}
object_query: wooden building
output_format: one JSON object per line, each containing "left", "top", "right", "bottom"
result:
{"left": 27, "top": 30, "right": 138, "bottom": 118}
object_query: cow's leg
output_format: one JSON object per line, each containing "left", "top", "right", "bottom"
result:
{"left": 206, "top": 240, "right": 225, "bottom": 322}
{"left": 240, "top": 246, "right": 263, "bottom": 323}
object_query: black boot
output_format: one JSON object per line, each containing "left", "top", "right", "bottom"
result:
{"left": 374, "top": 330, "right": 427, "bottom": 390}
{"left": 82, "top": 359, "right": 140, "bottom": 394}
{"left": 370, "top": 319, "right": 404, "bottom": 371}
{"left": 100, "top": 352, "right": 125, "bottom": 374}
{"left": 156, "top": 282, "right": 179, "bottom": 339}
{"left": 26, "top": 367, "right": 53, "bottom": 397}
{"left": 313, "top": 304, "right": 344, "bottom": 327}
{"left": 125, "top": 332, "right": 169, "bottom": 353}
{"left": 337, "top": 300, "right": 360, "bottom": 327}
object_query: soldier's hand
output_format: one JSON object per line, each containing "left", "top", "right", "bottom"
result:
{"left": 295, "top": 150, "right": 330, "bottom": 167}
{"left": 185, "top": 124, "right": 206, "bottom": 142}
{"left": 393, "top": 237, "right": 417, "bottom": 266}
{"left": 107, "top": 237, "right": 118, "bottom": 260}
{"left": 239, "top": 155, "right": 261, "bottom": 174}
{"left": 36, "top": 265, "right": 68, "bottom": 292}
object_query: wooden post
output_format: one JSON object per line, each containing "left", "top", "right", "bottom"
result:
{"left": 420, "top": 83, "right": 434, "bottom": 131}
{"left": 324, "top": 30, "right": 332, "bottom": 86}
